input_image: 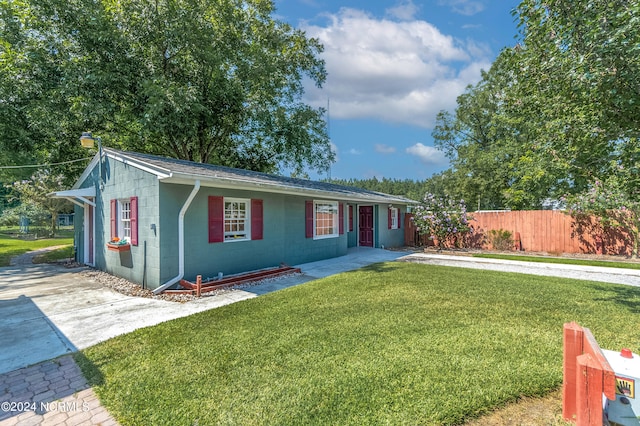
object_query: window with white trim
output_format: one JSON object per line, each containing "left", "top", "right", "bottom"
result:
{"left": 314, "top": 201, "right": 339, "bottom": 239}
{"left": 390, "top": 207, "right": 399, "bottom": 229}
{"left": 119, "top": 200, "right": 131, "bottom": 241}
{"left": 224, "top": 198, "right": 250, "bottom": 241}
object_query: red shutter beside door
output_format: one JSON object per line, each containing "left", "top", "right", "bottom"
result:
{"left": 208, "top": 196, "right": 224, "bottom": 243}
{"left": 305, "top": 201, "right": 314, "bottom": 238}
{"left": 388, "top": 207, "right": 392, "bottom": 229}
{"left": 110, "top": 199, "right": 117, "bottom": 240}
{"left": 251, "top": 199, "right": 263, "bottom": 240}
{"left": 130, "top": 196, "right": 138, "bottom": 246}
{"left": 339, "top": 203, "right": 344, "bottom": 235}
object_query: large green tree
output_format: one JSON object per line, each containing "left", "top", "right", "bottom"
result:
{"left": 512, "top": 0, "right": 640, "bottom": 194}
{"left": 430, "top": 1, "right": 640, "bottom": 210}
{"left": 0, "top": 0, "right": 332, "bottom": 179}
{"left": 432, "top": 51, "right": 555, "bottom": 210}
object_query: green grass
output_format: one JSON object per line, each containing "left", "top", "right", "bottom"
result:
{"left": 76, "top": 263, "right": 640, "bottom": 425}
{"left": 472, "top": 253, "right": 640, "bottom": 270}
{"left": 0, "top": 232, "right": 73, "bottom": 266}
{"left": 32, "top": 245, "right": 74, "bottom": 263}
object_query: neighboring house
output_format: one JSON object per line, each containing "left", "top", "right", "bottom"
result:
{"left": 52, "top": 149, "right": 415, "bottom": 293}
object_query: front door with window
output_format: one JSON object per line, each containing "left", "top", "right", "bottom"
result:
{"left": 359, "top": 206, "right": 374, "bottom": 247}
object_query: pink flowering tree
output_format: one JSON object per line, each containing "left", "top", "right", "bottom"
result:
{"left": 411, "top": 193, "right": 472, "bottom": 249}
{"left": 566, "top": 173, "right": 639, "bottom": 258}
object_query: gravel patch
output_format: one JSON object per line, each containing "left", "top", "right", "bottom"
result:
{"left": 80, "top": 268, "right": 303, "bottom": 303}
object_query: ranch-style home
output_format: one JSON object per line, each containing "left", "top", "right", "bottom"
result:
{"left": 52, "top": 149, "right": 414, "bottom": 293}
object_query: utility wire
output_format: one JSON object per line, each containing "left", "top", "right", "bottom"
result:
{"left": 0, "top": 156, "right": 92, "bottom": 169}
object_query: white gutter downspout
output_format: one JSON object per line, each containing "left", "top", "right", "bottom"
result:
{"left": 153, "top": 180, "right": 201, "bottom": 294}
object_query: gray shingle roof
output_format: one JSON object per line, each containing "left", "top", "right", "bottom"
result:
{"left": 105, "top": 148, "right": 416, "bottom": 204}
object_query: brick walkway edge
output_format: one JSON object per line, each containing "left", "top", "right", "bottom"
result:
{"left": 0, "top": 355, "right": 118, "bottom": 426}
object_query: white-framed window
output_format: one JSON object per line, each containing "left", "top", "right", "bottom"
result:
{"left": 314, "top": 200, "right": 339, "bottom": 239}
{"left": 390, "top": 207, "right": 399, "bottom": 229}
{"left": 119, "top": 200, "right": 131, "bottom": 241}
{"left": 224, "top": 198, "right": 250, "bottom": 242}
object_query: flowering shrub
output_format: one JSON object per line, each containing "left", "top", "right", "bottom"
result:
{"left": 411, "top": 193, "right": 472, "bottom": 249}
{"left": 566, "top": 174, "right": 639, "bottom": 258}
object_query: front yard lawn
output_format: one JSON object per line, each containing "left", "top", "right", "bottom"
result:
{"left": 0, "top": 232, "right": 73, "bottom": 266}
{"left": 76, "top": 263, "right": 640, "bottom": 425}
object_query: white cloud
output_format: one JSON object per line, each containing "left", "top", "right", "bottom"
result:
{"left": 303, "top": 8, "right": 491, "bottom": 128}
{"left": 406, "top": 143, "right": 447, "bottom": 164}
{"left": 348, "top": 148, "right": 361, "bottom": 155}
{"left": 375, "top": 144, "right": 396, "bottom": 154}
{"left": 438, "top": 0, "right": 485, "bottom": 16}
{"left": 386, "top": 1, "right": 420, "bottom": 21}
{"left": 330, "top": 141, "right": 339, "bottom": 162}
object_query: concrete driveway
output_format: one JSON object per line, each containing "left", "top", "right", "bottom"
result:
{"left": 0, "top": 247, "right": 407, "bottom": 375}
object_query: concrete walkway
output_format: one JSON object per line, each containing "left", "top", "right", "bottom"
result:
{"left": 400, "top": 253, "right": 640, "bottom": 286}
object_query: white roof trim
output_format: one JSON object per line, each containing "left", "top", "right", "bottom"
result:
{"left": 72, "top": 154, "right": 99, "bottom": 189}
{"left": 49, "top": 187, "right": 96, "bottom": 207}
{"left": 106, "top": 150, "right": 172, "bottom": 179}
{"left": 72, "top": 150, "right": 172, "bottom": 189}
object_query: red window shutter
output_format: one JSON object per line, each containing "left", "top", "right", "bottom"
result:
{"left": 397, "top": 209, "right": 401, "bottom": 229}
{"left": 349, "top": 205, "right": 354, "bottom": 232}
{"left": 251, "top": 199, "right": 263, "bottom": 240}
{"left": 110, "top": 199, "right": 117, "bottom": 240}
{"left": 339, "top": 203, "right": 344, "bottom": 235}
{"left": 130, "top": 196, "right": 138, "bottom": 246}
{"left": 208, "top": 196, "right": 224, "bottom": 243}
{"left": 305, "top": 200, "right": 314, "bottom": 238}
{"left": 388, "top": 207, "right": 392, "bottom": 229}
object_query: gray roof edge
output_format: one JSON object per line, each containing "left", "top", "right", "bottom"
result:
{"left": 103, "top": 148, "right": 417, "bottom": 204}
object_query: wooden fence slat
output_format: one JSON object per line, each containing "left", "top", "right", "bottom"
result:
{"left": 563, "top": 322, "right": 584, "bottom": 421}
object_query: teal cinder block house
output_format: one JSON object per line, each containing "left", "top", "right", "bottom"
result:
{"left": 52, "top": 149, "right": 414, "bottom": 293}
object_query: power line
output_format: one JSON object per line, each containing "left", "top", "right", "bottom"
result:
{"left": 0, "top": 156, "right": 92, "bottom": 169}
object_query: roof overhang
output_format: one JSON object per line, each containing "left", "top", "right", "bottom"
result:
{"left": 49, "top": 187, "right": 96, "bottom": 207}
{"left": 89, "top": 148, "right": 418, "bottom": 205}
{"left": 160, "top": 173, "right": 416, "bottom": 204}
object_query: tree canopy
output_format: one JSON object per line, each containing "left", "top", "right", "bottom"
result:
{"left": 0, "top": 0, "right": 333, "bottom": 183}
{"left": 429, "top": 0, "right": 640, "bottom": 210}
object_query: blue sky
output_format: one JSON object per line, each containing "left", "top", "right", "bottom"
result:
{"left": 273, "top": 0, "right": 521, "bottom": 180}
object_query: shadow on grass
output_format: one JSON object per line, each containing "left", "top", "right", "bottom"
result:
{"left": 355, "top": 262, "right": 403, "bottom": 274}
{"left": 592, "top": 284, "right": 640, "bottom": 314}
{"left": 73, "top": 351, "right": 106, "bottom": 387}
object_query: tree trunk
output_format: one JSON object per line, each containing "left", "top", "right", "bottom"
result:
{"left": 50, "top": 211, "right": 58, "bottom": 238}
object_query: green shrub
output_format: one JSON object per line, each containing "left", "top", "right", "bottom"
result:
{"left": 487, "top": 228, "right": 514, "bottom": 251}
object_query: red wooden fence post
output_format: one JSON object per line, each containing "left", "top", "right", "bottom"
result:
{"left": 563, "top": 322, "right": 585, "bottom": 422}
{"left": 576, "top": 353, "right": 605, "bottom": 426}
{"left": 196, "top": 275, "right": 202, "bottom": 298}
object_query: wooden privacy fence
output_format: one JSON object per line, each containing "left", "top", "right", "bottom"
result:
{"left": 405, "top": 210, "right": 632, "bottom": 256}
